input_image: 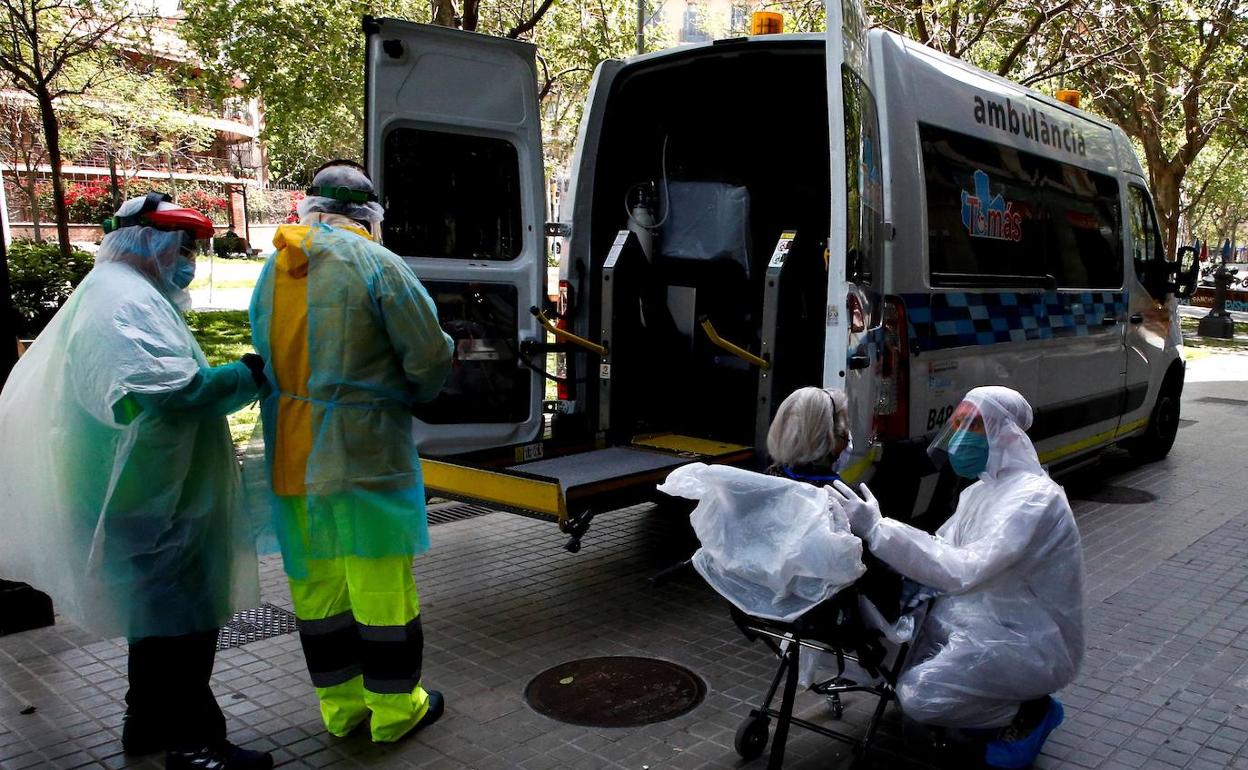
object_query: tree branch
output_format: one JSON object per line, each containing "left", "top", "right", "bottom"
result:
{"left": 508, "top": 0, "right": 556, "bottom": 38}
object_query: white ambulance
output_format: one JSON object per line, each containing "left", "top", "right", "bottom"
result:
{"left": 363, "top": 3, "right": 1197, "bottom": 548}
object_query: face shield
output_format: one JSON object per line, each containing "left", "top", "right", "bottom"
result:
{"left": 927, "top": 400, "right": 990, "bottom": 478}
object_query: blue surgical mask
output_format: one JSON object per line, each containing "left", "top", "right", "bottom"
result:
{"left": 834, "top": 436, "right": 854, "bottom": 472}
{"left": 172, "top": 257, "right": 196, "bottom": 289}
{"left": 948, "top": 432, "right": 990, "bottom": 479}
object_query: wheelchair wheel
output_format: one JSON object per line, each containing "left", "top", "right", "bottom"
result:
{"left": 734, "top": 714, "right": 770, "bottom": 760}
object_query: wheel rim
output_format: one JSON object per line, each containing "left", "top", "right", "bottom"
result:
{"left": 1157, "top": 395, "right": 1178, "bottom": 438}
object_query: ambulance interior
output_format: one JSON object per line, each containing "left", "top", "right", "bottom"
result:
{"left": 584, "top": 43, "right": 834, "bottom": 449}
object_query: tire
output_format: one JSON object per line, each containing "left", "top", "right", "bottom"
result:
{"left": 1129, "top": 376, "right": 1181, "bottom": 463}
{"left": 734, "top": 714, "right": 770, "bottom": 760}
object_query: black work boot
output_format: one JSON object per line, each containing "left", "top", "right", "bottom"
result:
{"left": 165, "top": 742, "right": 274, "bottom": 770}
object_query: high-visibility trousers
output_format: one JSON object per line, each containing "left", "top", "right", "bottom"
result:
{"left": 288, "top": 553, "right": 431, "bottom": 742}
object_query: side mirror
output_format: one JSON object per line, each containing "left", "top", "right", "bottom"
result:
{"left": 1173, "top": 245, "right": 1200, "bottom": 299}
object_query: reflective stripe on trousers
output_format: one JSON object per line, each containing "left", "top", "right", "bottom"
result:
{"left": 288, "top": 553, "right": 430, "bottom": 742}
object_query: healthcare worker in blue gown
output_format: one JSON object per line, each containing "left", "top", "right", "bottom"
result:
{"left": 0, "top": 193, "right": 273, "bottom": 770}
{"left": 830, "top": 386, "right": 1084, "bottom": 769}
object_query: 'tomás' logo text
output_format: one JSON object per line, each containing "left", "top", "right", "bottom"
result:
{"left": 961, "top": 169, "right": 1022, "bottom": 241}
{"left": 974, "top": 95, "right": 1087, "bottom": 157}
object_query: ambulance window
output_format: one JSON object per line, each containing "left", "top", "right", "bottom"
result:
{"left": 1128, "top": 186, "right": 1162, "bottom": 264}
{"left": 1044, "top": 167, "right": 1121, "bottom": 288}
{"left": 380, "top": 128, "right": 524, "bottom": 261}
{"left": 1129, "top": 185, "right": 1167, "bottom": 298}
{"left": 843, "top": 67, "right": 881, "bottom": 285}
{"left": 921, "top": 125, "right": 1050, "bottom": 286}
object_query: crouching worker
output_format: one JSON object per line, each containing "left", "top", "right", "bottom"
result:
{"left": 250, "top": 160, "right": 454, "bottom": 743}
{"left": 829, "top": 386, "right": 1084, "bottom": 769}
{"left": 0, "top": 194, "right": 272, "bottom": 770}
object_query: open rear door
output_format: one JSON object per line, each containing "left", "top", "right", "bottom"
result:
{"left": 365, "top": 18, "right": 546, "bottom": 456}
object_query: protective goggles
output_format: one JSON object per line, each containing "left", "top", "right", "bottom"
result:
{"left": 306, "top": 159, "right": 378, "bottom": 204}
{"left": 927, "top": 400, "right": 987, "bottom": 468}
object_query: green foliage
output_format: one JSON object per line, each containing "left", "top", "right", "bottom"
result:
{"left": 183, "top": 309, "right": 252, "bottom": 367}
{"left": 182, "top": 309, "right": 260, "bottom": 444}
{"left": 7, "top": 240, "right": 95, "bottom": 337}
{"left": 179, "top": 0, "right": 429, "bottom": 182}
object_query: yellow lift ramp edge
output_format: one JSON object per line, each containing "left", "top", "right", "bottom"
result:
{"left": 420, "top": 434, "right": 753, "bottom": 552}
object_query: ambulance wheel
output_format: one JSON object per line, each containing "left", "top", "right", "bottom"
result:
{"left": 734, "top": 714, "right": 770, "bottom": 760}
{"left": 1129, "top": 376, "right": 1181, "bottom": 464}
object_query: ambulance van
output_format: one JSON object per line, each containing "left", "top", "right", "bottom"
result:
{"left": 363, "top": 3, "right": 1197, "bottom": 548}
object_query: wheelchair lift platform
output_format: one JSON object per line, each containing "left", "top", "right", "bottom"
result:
{"left": 421, "top": 433, "right": 752, "bottom": 552}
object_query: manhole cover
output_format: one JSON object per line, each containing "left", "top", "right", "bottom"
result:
{"left": 1073, "top": 485, "right": 1157, "bottom": 505}
{"left": 525, "top": 656, "right": 705, "bottom": 727}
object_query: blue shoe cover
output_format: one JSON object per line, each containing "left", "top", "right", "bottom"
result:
{"left": 984, "top": 697, "right": 1064, "bottom": 769}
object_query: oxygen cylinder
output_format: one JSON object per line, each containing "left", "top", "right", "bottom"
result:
{"left": 628, "top": 184, "right": 659, "bottom": 262}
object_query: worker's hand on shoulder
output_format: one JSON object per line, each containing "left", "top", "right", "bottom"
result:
{"left": 240, "top": 353, "right": 267, "bottom": 388}
{"left": 829, "top": 480, "right": 880, "bottom": 540}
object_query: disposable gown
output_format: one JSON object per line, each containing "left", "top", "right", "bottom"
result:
{"left": 658, "top": 463, "right": 865, "bottom": 622}
{"left": 861, "top": 387, "right": 1085, "bottom": 728}
{"left": 249, "top": 223, "right": 453, "bottom": 579}
{"left": 0, "top": 227, "right": 261, "bottom": 639}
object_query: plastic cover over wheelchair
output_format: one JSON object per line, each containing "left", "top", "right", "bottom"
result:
{"left": 658, "top": 463, "right": 864, "bottom": 622}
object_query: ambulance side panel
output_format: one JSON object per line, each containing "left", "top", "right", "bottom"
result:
{"left": 873, "top": 31, "right": 1143, "bottom": 467}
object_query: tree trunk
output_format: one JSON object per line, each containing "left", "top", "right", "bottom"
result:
{"left": 432, "top": 0, "right": 457, "bottom": 27}
{"left": 22, "top": 174, "right": 41, "bottom": 242}
{"left": 107, "top": 152, "right": 122, "bottom": 210}
{"left": 1149, "top": 163, "right": 1183, "bottom": 260}
{"left": 35, "top": 90, "right": 72, "bottom": 260}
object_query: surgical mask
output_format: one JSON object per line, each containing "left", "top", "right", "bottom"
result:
{"left": 948, "top": 431, "right": 990, "bottom": 479}
{"left": 172, "top": 256, "right": 196, "bottom": 289}
{"left": 834, "top": 436, "right": 854, "bottom": 472}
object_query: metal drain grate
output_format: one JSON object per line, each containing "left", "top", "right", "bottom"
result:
{"left": 427, "top": 502, "right": 496, "bottom": 526}
{"left": 1197, "top": 396, "right": 1248, "bottom": 406}
{"left": 217, "top": 603, "right": 298, "bottom": 650}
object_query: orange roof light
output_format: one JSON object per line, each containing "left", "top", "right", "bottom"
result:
{"left": 1055, "top": 89, "right": 1082, "bottom": 109}
{"left": 751, "top": 11, "right": 784, "bottom": 35}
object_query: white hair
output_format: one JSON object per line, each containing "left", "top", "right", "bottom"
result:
{"left": 766, "top": 387, "right": 850, "bottom": 466}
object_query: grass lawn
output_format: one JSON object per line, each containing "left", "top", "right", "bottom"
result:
{"left": 184, "top": 309, "right": 259, "bottom": 445}
{"left": 189, "top": 257, "right": 265, "bottom": 292}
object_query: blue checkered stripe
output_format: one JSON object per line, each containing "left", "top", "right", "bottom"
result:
{"left": 901, "top": 291, "right": 1128, "bottom": 352}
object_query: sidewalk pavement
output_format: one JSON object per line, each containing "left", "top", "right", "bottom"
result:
{"left": 2, "top": 354, "right": 1247, "bottom": 770}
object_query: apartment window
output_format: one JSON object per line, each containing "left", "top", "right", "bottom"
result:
{"left": 730, "top": 2, "right": 750, "bottom": 34}
{"left": 382, "top": 128, "right": 523, "bottom": 260}
{"left": 681, "top": 1, "right": 710, "bottom": 42}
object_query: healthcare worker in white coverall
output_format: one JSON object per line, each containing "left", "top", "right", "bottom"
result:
{"left": 829, "top": 386, "right": 1083, "bottom": 769}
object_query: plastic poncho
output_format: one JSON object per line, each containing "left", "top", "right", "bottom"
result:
{"left": 249, "top": 220, "right": 453, "bottom": 580}
{"left": 658, "top": 463, "right": 865, "bottom": 622}
{"left": 0, "top": 222, "right": 261, "bottom": 640}
{"left": 860, "top": 387, "right": 1085, "bottom": 729}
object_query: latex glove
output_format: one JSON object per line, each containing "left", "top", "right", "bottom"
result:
{"left": 825, "top": 493, "right": 850, "bottom": 532}
{"left": 829, "top": 480, "right": 881, "bottom": 540}
{"left": 241, "top": 352, "right": 267, "bottom": 388}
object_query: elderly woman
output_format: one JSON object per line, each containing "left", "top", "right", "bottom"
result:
{"left": 766, "top": 386, "right": 853, "bottom": 484}
{"left": 766, "top": 387, "right": 902, "bottom": 625}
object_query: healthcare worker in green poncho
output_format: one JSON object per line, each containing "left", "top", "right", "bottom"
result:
{"left": 0, "top": 193, "right": 273, "bottom": 770}
{"left": 249, "top": 161, "right": 453, "bottom": 743}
